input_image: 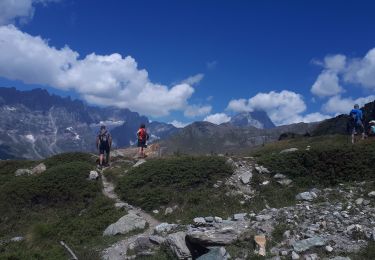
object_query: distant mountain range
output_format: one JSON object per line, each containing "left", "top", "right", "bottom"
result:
{"left": 0, "top": 87, "right": 340, "bottom": 159}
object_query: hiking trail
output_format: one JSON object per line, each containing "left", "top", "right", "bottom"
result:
{"left": 100, "top": 160, "right": 161, "bottom": 260}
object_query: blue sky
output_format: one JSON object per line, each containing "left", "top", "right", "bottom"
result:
{"left": 1, "top": 0, "right": 375, "bottom": 126}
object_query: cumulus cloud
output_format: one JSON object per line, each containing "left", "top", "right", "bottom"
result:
{"left": 184, "top": 104, "right": 212, "bottom": 118}
{"left": 311, "top": 49, "right": 375, "bottom": 97}
{"left": 0, "top": 0, "right": 58, "bottom": 25}
{"left": 322, "top": 95, "right": 375, "bottom": 115}
{"left": 169, "top": 120, "right": 190, "bottom": 128}
{"left": 204, "top": 113, "right": 231, "bottom": 125}
{"left": 310, "top": 54, "right": 346, "bottom": 97}
{"left": 227, "top": 90, "right": 307, "bottom": 125}
{"left": 298, "top": 112, "right": 331, "bottom": 123}
{"left": 0, "top": 25, "right": 197, "bottom": 117}
{"left": 181, "top": 73, "right": 204, "bottom": 86}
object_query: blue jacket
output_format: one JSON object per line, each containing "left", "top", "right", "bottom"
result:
{"left": 350, "top": 109, "right": 363, "bottom": 124}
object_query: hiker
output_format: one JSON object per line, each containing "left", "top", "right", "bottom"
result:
{"left": 96, "top": 125, "right": 112, "bottom": 168}
{"left": 369, "top": 120, "right": 375, "bottom": 136}
{"left": 137, "top": 123, "right": 149, "bottom": 158}
{"left": 349, "top": 104, "right": 365, "bottom": 144}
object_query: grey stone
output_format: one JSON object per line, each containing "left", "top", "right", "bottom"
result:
{"left": 233, "top": 213, "right": 247, "bottom": 221}
{"left": 152, "top": 209, "right": 159, "bottom": 214}
{"left": 273, "top": 173, "right": 287, "bottom": 179}
{"left": 10, "top": 237, "right": 24, "bottom": 242}
{"left": 165, "top": 207, "right": 174, "bottom": 215}
{"left": 329, "top": 257, "right": 351, "bottom": 260}
{"left": 133, "top": 159, "right": 146, "bottom": 167}
{"left": 197, "top": 247, "right": 230, "bottom": 260}
{"left": 255, "top": 166, "right": 270, "bottom": 174}
{"left": 31, "top": 163, "right": 46, "bottom": 174}
{"left": 292, "top": 237, "right": 325, "bottom": 253}
{"left": 187, "top": 227, "right": 238, "bottom": 245}
{"left": 214, "top": 216, "right": 223, "bottom": 223}
{"left": 166, "top": 232, "right": 192, "bottom": 259}
{"left": 355, "top": 198, "right": 364, "bottom": 205}
{"left": 89, "top": 170, "right": 99, "bottom": 180}
{"left": 296, "top": 192, "right": 317, "bottom": 201}
{"left": 154, "top": 223, "right": 178, "bottom": 234}
{"left": 205, "top": 216, "right": 214, "bottom": 222}
{"left": 325, "top": 245, "right": 334, "bottom": 252}
{"left": 194, "top": 217, "right": 206, "bottom": 225}
{"left": 103, "top": 213, "right": 146, "bottom": 236}
{"left": 131, "top": 236, "right": 155, "bottom": 254}
{"left": 277, "top": 179, "right": 292, "bottom": 186}
{"left": 304, "top": 253, "right": 319, "bottom": 260}
{"left": 368, "top": 191, "right": 375, "bottom": 197}
{"left": 240, "top": 171, "right": 252, "bottom": 184}
{"left": 283, "top": 230, "right": 291, "bottom": 239}
{"left": 280, "top": 148, "right": 298, "bottom": 154}
{"left": 149, "top": 235, "right": 166, "bottom": 245}
{"left": 255, "top": 214, "right": 272, "bottom": 221}
{"left": 292, "top": 251, "right": 300, "bottom": 259}
{"left": 15, "top": 168, "right": 32, "bottom": 176}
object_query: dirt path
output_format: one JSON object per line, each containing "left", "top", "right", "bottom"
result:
{"left": 100, "top": 165, "right": 161, "bottom": 260}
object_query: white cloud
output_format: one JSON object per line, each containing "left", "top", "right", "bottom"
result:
{"left": 311, "top": 71, "right": 344, "bottom": 97}
{"left": 184, "top": 104, "right": 212, "bottom": 118}
{"left": 204, "top": 113, "right": 231, "bottom": 125}
{"left": 227, "top": 90, "right": 307, "bottom": 125}
{"left": 344, "top": 48, "right": 375, "bottom": 89}
{"left": 169, "top": 120, "right": 190, "bottom": 128}
{"left": 322, "top": 95, "right": 375, "bottom": 115}
{"left": 181, "top": 73, "right": 204, "bottom": 85}
{"left": 0, "top": 25, "right": 196, "bottom": 117}
{"left": 299, "top": 112, "right": 331, "bottom": 123}
{"left": 310, "top": 54, "right": 346, "bottom": 97}
{"left": 0, "top": 0, "right": 58, "bottom": 25}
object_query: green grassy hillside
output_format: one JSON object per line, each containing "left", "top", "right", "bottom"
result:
{"left": 0, "top": 153, "right": 124, "bottom": 259}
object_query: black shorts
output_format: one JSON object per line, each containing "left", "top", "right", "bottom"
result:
{"left": 137, "top": 140, "right": 147, "bottom": 148}
{"left": 99, "top": 144, "right": 110, "bottom": 155}
{"left": 352, "top": 121, "right": 364, "bottom": 134}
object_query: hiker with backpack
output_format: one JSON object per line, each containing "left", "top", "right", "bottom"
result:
{"left": 349, "top": 104, "right": 365, "bottom": 144}
{"left": 137, "top": 123, "right": 149, "bottom": 158}
{"left": 96, "top": 125, "right": 112, "bottom": 168}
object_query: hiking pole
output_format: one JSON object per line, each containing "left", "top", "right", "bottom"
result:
{"left": 60, "top": 241, "right": 78, "bottom": 260}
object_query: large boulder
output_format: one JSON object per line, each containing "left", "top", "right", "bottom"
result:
{"left": 187, "top": 227, "right": 239, "bottom": 246}
{"left": 15, "top": 168, "right": 32, "bottom": 176}
{"left": 197, "top": 247, "right": 230, "bottom": 260}
{"left": 103, "top": 212, "right": 146, "bottom": 236}
{"left": 166, "top": 232, "right": 192, "bottom": 259}
{"left": 31, "top": 163, "right": 47, "bottom": 174}
{"left": 292, "top": 237, "right": 325, "bottom": 253}
{"left": 295, "top": 191, "right": 318, "bottom": 201}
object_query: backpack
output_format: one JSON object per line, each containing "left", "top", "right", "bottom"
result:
{"left": 99, "top": 130, "right": 109, "bottom": 145}
{"left": 138, "top": 128, "right": 148, "bottom": 141}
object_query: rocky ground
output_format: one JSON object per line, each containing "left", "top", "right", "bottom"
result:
{"left": 96, "top": 151, "right": 375, "bottom": 260}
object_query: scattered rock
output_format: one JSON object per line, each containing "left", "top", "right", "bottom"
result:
{"left": 152, "top": 210, "right": 159, "bottom": 214}
{"left": 233, "top": 213, "right": 247, "bottom": 221}
{"left": 255, "top": 166, "right": 270, "bottom": 174}
{"left": 261, "top": 180, "right": 270, "bottom": 185}
{"left": 296, "top": 191, "right": 318, "bottom": 201}
{"left": 129, "top": 236, "right": 155, "bottom": 255}
{"left": 254, "top": 235, "right": 266, "bottom": 256}
{"left": 31, "top": 163, "right": 47, "bottom": 174}
{"left": 103, "top": 212, "right": 146, "bottom": 236}
{"left": 197, "top": 247, "right": 230, "bottom": 260}
{"left": 114, "top": 202, "right": 128, "bottom": 209}
{"left": 325, "top": 245, "right": 334, "bottom": 252}
{"left": 187, "top": 227, "right": 239, "bottom": 246}
{"left": 283, "top": 230, "right": 291, "bottom": 239}
{"left": 10, "top": 237, "right": 24, "bottom": 242}
{"left": 205, "top": 216, "right": 214, "bottom": 223}
{"left": 368, "top": 191, "right": 375, "bottom": 197}
{"left": 292, "top": 251, "right": 300, "bottom": 259}
{"left": 292, "top": 237, "right": 325, "bottom": 253}
{"left": 154, "top": 223, "right": 178, "bottom": 235}
{"left": 14, "top": 168, "right": 32, "bottom": 176}
{"left": 133, "top": 159, "right": 146, "bottom": 167}
{"left": 277, "top": 179, "right": 292, "bottom": 186}
{"left": 329, "top": 257, "right": 351, "bottom": 260}
{"left": 214, "top": 216, "right": 223, "bottom": 223}
{"left": 89, "top": 170, "right": 99, "bottom": 180}
{"left": 149, "top": 235, "right": 166, "bottom": 245}
{"left": 355, "top": 198, "right": 364, "bottom": 205}
{"left": 240, "top": 171, "right": 252, "bottom": 184}
{"left": 273, "top": 173, "right": 286, "bottom": 179}
{"left": 304, "top": 253, "right": 319, "bottom": 260}
{"left": 165, "top": 207, "right": 174, "bottom": 215}
{"left": 255, "top": 214, "right": 272, "bottom": 221}
{"left": 280, "top": 148, "right": 298, "bottom": 154}
{"left": 166, "top": 232, "right": 192, "bottom": 259}
{"left": 194, "top": 217, "right": 206, "bottom": 225}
